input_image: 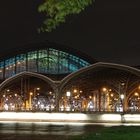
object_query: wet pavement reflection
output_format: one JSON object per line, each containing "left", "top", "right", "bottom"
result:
{"left": 0, "top": 122, "right": 104, "bottom": 140}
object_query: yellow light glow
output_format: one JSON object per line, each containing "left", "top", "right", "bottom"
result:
{"left": 89, "top": 96, "right": 92, "bottom": 99}
{"left": 30, "top": 92, "right": 33, "bottom": 96}
{"left": 120, "top": 94, "right": 124, "bottom": 99}
{"left": 74, "top": 89, "right": 77, "bottom": 93}
{"left": 110, "top": 93, "right": 114, "bottom": 97}
{"left": 121, "top": 83, "right": 125, "bottom": 86}
{"left": 102, "top": 87, "right": 107, "bottom": 92}
{"left": 101, "top": 114, "right": 122, "bottom": 121}
{"left": 124, "top": 114, "right": 140, "bottom": 122}
{"left": 7, "top": 89, "right": 10, "bottom": 92}
{"left": 134, "top": 92, "right": 139, "bottom": 96}
{"left": 0, "top": 113, "right": 140, "bottom": 123}
{"left": 74, "top": 96, "right": 77, "bottom": 99}
{"left": 37, "top": 87, "right": 40, "bottom": 90}
{"left": 0, "top": 112, "right": 87, "bottom": 121}
{"left": 109, "top": 89, "right": 112, "bottom": 92}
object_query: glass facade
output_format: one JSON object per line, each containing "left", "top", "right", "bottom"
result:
{"left": 0, "top": 48, "right": 90, "bottom": 80}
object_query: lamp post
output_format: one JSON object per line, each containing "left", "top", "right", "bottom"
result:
{"left": 66, "top": 91, "right": 71, "bottom": 111}
{"left": 119, "top": 82, "right": 127, "bottom": 112}
{"left": 120, "top": 94, "right": 124, "bottom": 112}
{"left": 102, "top": 87, "right": 109, "bottom": 112}
{"left": 33, "top": 87, "right": 40, "bottom": 97}
{"left": 29, "top": 92, "right": 33, "bottom": 110}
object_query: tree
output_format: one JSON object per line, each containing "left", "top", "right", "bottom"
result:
{"left": 38, "top": 0, "right": 95, "bottom": 32}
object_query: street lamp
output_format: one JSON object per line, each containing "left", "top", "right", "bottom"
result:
{"left": 110, "top": 93, "right": 114, "bottom": 97}
{"left": 36, "top": 87, "right": 40, "bottom": 91}
{"left": 119, "top": 94, "right": 124, "bottom": 112}
{"left": 102, "top": 87, "right": 107, "bottom": 92}
{"left": 34, "top": 87, "right": 40, "bottom": 97}
{"left": 7, "top": 89, "right": 10, "bottom": 92}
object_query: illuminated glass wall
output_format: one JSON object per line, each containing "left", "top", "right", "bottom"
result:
{"left": 0, "top": 48, "right": 90, "bottom": 80}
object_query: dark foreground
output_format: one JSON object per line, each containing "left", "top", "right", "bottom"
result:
{"left": 71, "top": 126, "right": 140, "bottom": 140}
{"left": 0, "top": 122, "right": 102, "bottom": 140}
{"left": 0, "top": 122, "right": 140, "bottom": 140}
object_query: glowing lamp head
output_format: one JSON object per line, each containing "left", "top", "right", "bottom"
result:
{"left": 7, "top": 89, "right": 10, "bottom": 92}
{"left": 102, "top": 87, "right": 107, "bottom": 92}
{"left": 89, "top": 96, "right": 92, "bottom": 99}
{"left": 121, "top": 83, "right": 125, "bottom": 86}
{"left": 120, "top": 94, "right": 124, "bottom": 100}
{"left": 3, "top": 95, "right": 5, "bottom": 98}
{"left": 66, "top": 91, "right": 71, "bottom": 97}
{"left": 36, "top": 88, "right": 40, "bottom": 91}
{"left": 110, "top": 93, "right": 114, "bottom": 97}
{"left": 73, "top": 89, "right": 77, "bottom": 93}
{"left": 134, "top": 92, "right": 139, "bottom": 96}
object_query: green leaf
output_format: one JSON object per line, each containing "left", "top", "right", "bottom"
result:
{"left": 38, "top": 0, "right": 95, "bottom": 32}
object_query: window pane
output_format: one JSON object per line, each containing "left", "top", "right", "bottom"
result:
{"left": 28, "top": 51, "right": 37, "bottom": 72}
{"left": 38, "top": 50, "right": 48, "bottom": 73}
{"left": 5, "top": 58, "right": 15, "bottom": 78}
{"left": 0, "top": 61, "right": 4, "bottom": 79}
{"left": 16, "top": 54, "right": 26, "bottom": 73}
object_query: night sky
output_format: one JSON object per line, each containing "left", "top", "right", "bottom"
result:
{"left": 0, "top": 0, "right": 140, "bottom": 66}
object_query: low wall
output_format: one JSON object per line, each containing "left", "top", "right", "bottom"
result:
{"left": 0, "top": 112, "right": 140, "bottom": 123}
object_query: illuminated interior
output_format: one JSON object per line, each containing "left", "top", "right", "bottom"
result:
{"left": 0, "top": 45, "right": 140, "bottom": 113}
{"left": 0, "top": 76, "right": 55, "bottom": 111}
{"left": 60, "top": 67, "right": 140, "bottom": 113}
{"left": 0, "top": 48, "right": 90, "bottom": 80}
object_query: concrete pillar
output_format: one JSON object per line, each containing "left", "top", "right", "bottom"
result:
{"left": 124, "top": 97, "right": 128, "bottom": 112}
{"left": 99, "top": 91, "right": 101, "bottom": 112}
{"left": 107, "top": 95, "right": 110, "bottom": 112}
{"left": 93, "top": 94, "right": 96, "bottom": 111}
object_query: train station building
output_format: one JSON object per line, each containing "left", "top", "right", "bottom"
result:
{"left": 0, "top": 42, "right": 140, "bottom": 113}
